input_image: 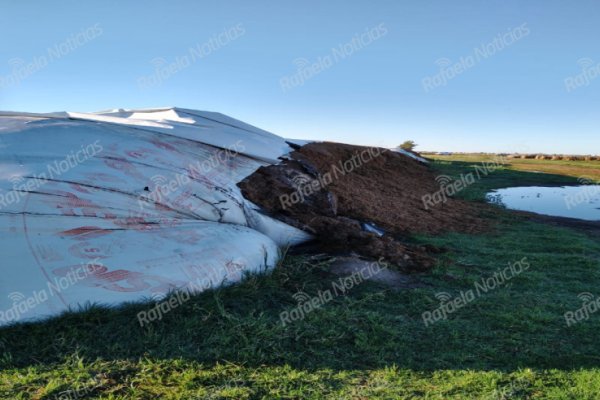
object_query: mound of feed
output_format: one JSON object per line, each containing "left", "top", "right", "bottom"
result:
{"left": 239, "top": 142, "right": 487, "bottom": 271}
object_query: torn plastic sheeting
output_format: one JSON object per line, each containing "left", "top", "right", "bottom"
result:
{"left": 72, "top": 107, "right": 291, "bottom": 163}
{"left": 0, "top": 108, "right": 311, "bottom": 326}
{"left": 392, "top": 148, "right": 428, "bottom": 163}
{"left": 361, "top": 222, "right": 386, "bottom": 237}
{"left": 0, "top": 107, "right": 291, "bottom": 163}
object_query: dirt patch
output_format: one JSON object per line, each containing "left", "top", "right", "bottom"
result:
{"left": 239, "top": 142, "right": 488, "bottom": 272}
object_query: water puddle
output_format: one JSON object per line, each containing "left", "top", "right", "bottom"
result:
{"left": 487, "top": 185, "right": 600, "bottom": 221}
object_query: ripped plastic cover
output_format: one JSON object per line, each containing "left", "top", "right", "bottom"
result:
{"left": 0, "top": 107, "right": 311, "bottom": 326}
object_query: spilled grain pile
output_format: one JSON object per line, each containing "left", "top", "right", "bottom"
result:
{"left": 239, "top": 142, "right": 488, "bottom": 272}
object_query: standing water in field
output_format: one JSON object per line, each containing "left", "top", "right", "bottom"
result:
{"left": 487, "top": 185, "right": 600, "bottom": 221}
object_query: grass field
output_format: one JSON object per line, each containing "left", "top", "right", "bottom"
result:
{"left": 2, "top": 158, "right": 600, "bottom": 399}
{"left": 426, "top": 153, "right": 600, "bottom": 182}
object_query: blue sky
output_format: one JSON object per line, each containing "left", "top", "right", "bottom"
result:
{"left": 1, "top": 0, "right": 599, "bottom": 153}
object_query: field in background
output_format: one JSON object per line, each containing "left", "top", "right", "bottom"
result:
{"left": 2, "top": 160, "right": 600, "bottom": 399}
{"left": 426, "top": 153, "right": 600, "bottom": 181}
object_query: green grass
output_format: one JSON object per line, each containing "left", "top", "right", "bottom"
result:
{"left": 2, "top": 160, "right": 600, "bottom": 399}
{"left": 428, "top": 158, "right": 579, "bottom": 202}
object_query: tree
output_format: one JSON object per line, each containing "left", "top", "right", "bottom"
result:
{"left": 399, "top": 140, "right": 417, "bottom": 151}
